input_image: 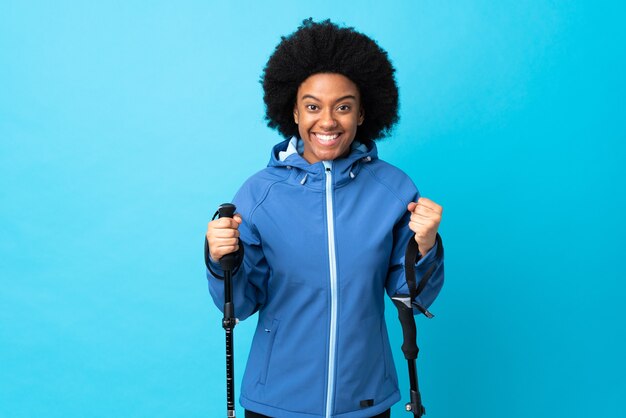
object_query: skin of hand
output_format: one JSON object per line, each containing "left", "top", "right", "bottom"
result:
{"left": 206, "top": 214, "right": 242, "bottom": 262}
{"left": 407, "top": 197, "right": 443, "bottom": 256}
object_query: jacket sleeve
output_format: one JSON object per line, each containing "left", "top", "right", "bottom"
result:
{"left": 205, "top": 210, "right": 269, "bottom": 322}
{"left": 384, "top": 202, "right": 445, "bottom": 315}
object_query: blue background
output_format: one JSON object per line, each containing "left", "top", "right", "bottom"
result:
{"left": 1, "top": 1, "right": 625, "bottom": 417}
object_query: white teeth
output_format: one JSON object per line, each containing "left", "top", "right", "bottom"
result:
{"left": 316, "top": 133, "right": 339, "bottom": 141}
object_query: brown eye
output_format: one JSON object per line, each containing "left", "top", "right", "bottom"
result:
{"left": 337, "top": 105, "right": 351, "bottom": 111}
{"left": 306, "top": 104, "right": 319, "bottom": 111}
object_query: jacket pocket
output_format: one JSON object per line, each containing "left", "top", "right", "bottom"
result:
{"left": 259, "top": 318, "right": 280, "bottom": 385}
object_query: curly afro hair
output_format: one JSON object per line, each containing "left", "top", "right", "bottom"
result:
{"left": 261, "top": 18, "right": 399, "bottom": 142}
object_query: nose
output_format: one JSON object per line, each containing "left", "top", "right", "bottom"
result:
{"left": 319, "top": 108, "right": 338, "bottom": 129}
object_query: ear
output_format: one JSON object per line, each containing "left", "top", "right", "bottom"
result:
{"left": 358, "top": 108, "right": 365, "bottom": 126}
{"left": 293, "top": 104, "right": 299, "bottom": 124}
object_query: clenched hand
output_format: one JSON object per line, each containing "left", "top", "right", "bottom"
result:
{"left": 407, "top": 197, "right": 443, "bottom": 256}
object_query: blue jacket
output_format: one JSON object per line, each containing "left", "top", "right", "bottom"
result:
{"left": 207, "top": 138, "right": 444, "bottom": 418}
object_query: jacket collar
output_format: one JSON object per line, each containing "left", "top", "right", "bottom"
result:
{"left": 267, "top": 137, "right": 378, "bottom": 189}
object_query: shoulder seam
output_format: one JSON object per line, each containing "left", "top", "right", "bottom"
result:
{"left": 247, "top": 176, "right": 290, "bottom": 225}
{"left": 361, "top": 163, "right": 413, "bottom": 208}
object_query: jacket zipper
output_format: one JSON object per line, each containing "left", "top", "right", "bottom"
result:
{"left": 323, "top": 161, "right": 338, "bottom": 418}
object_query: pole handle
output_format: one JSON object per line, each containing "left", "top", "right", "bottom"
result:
{"left": 218, "top": 203, "right": 236, "bottom": 219}
{"left": 392, "top": 297, "right": 418, "bottom": 360}
{"left": 218, "top": 203, "right": 238, "bottom": 271}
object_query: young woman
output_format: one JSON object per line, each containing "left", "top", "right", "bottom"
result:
{"left": 205, "top": 19, "right": 444, "bottom": 418}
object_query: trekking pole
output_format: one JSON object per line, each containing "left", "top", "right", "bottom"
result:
{"left": 217, "top": 203, "right": 239, "bottom": 417}
{"left": 392, "top": 234, "right": 442, "bottom": 417}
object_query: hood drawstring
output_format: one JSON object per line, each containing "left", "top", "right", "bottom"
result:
{"left": 300, "top": 173, "right": 308, "bottom": 185}
{"left": 349, "top": 155, "right": 373, "bottom": 180}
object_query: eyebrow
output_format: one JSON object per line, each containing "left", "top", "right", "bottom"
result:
{"left": 301, "top": 94, "right": 358, "bottom": 102}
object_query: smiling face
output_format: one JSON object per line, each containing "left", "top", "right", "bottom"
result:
{"left": 293, "top": 73, "right": 364, "bottom": 164}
